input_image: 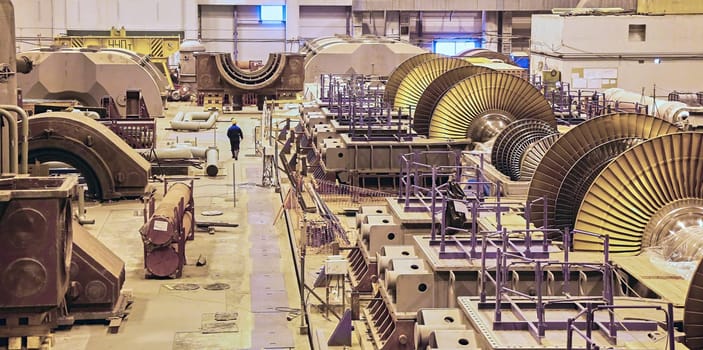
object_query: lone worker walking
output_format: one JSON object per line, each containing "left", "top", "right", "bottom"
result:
{"left": 227, "top": 118, "right": 244, "bottom": 160}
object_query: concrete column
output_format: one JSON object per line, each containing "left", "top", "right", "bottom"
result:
{"left": 501, "top": 11, "right": 512, "bottom": 53}
{"left": 482, "top": 11, "right": 498, "bottom": 51}
{"left": 285, "top": 0, "right": 300, "bottom": 52}
{"left": 351, "top": 11, "right": 364, "bottom": 37}
{"left": 182, "top": 0, "right": 198, "bottom": 40}
{"left": 384, "top": 10, "right": 400, "bottom": 38}
{"left": 52, "top": 0, "right": 68, "bottom": 37}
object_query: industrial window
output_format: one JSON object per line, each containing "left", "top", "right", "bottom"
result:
{"left": 260, "top": 5, "right": 285, "bottom": 22}
{"left": 629, "top": 24, "right": 646, "bottom": 41}
{"left": 433, "top": 40, "right": 478, "bottom": 56}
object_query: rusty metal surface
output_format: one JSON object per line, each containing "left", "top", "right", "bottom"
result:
{"left": 527, "top": 113, "right": 679, "bottom": 231}
{"left": 216, "top": 53, "right": 287, "bottom": 91}
{"left": 68, "top": 221, "right": 125, "bottom": 313}
{"left": 99, "top": 119, "right": 156, "bottom": 149}
{"left": 17, "top": 48, "right": 165, "bottom": 117}
{"left": 27, "top": 112, "right": 151, "bottom": 200}
{"left": 574, "top": 132, "right": 703, "bottom": 253}
{"left": 197, "top": 52, "right": 304, "bottom": 98}
{"left": 0, "top": 176, "right": 76, "bottom": 312}
{"left": 364, "top": 290, "right": 416, "bottom": 350}
{"left": 141, "top": 181, "right": 194, "bottom": 279}
{"left": 428, "top": 72, "right": 555, "bottom": 142}
{"left": 143, "top": 183, "right": 193, "bottom": 246}
{"left": 320, "top": 134, "right": 470, "bottom": 175}
{"left": 347, "top": 245, "right": 375, "bottom": 293}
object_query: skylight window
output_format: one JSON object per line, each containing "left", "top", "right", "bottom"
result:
{"left": 260, "top": 5, "right": 285, "bottom": 22}
{"left": 433, "top": 40, "right": 478, "bottom": 56}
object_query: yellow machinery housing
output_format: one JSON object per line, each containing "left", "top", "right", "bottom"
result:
{"left": 637, "top": 0, "right": 703, "bottom": 14}
{"left": 53, "top": 27, "right": 180, "bottom": 90}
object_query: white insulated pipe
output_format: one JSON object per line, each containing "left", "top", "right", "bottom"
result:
{"left": 0, "top": 108, "right": 18, "bottom": 174}
{"left": 140, "top": 145, "right": 214, "bottom": 159}
{"left": 0, "top": 104, "right": 29, "bottom": 174}
{"left": 205, "top": 146, "right": 219, "bottom": 177}
{"left": 603, "top": 88, "right": 690, "bottom": 123}
{"left": 170, "top": 111, "right": 218, "bottom": 130}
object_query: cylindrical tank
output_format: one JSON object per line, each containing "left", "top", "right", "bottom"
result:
{"left": 182, "top": 210, "right": 193, "bottom": 239}
{"left": 142, "top": 182, "right": 194, "bottom": 279}
{"left": 143, "top": 183, "right": 192, "bottom": 246}
{"left": 145, "top": 246, "right": 181, "bottom": 277}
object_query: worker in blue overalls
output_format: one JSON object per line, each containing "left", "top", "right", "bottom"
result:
{"left": 227, "top": 118, "right": 244, "bottom": 160}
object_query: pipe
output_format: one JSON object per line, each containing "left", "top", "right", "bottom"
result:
{"left": 182, "top": 210, "right": 193, "bottom": 240}
{"left": 0, "top": 107, "right": 18, "bottom": 174}
{"left": 205, "top": 146, "right": 219, "bottom": 177}
{"left": 76, "top": 184, "right": 95, "bottom": 225}
{"left": 138, "top": 145, "right": 214, "bottom": 160}
{"left": 0, "top": 104, "right": 29, "bottom": 174}
{"left": 144, "top": 182, "right": 192, "bottom": 246}
{"left": 71, "top": 108, "right": 100, "bottom": 120}
{"left": 140, "top": 147, "right": 195, "bottom": 160}
{"left": 16, "top": 55, "right": 32, "bottom": 74}
{"left": 185, "top": 111, "right": 213, "bottom": 121}
{"left": 169, "top": 111, "right": 218, "bottom": 130}
{"left": 603, "top": 88, "right": 690, "bottom": 123}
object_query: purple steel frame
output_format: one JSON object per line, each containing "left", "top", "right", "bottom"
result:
{"left": 532, "top": 79, "right": 650, "bottom": 119}
{"left": 397, "top": 148, "right": 675, "bottom": 348}
{"left": 319, "top": 73, "right": 415, "bottom": 142}
{"left": 566, "top": 303, "right": 675, "bottom": 350}
{"left": 398, "top": 150, "right": 485, "bottom": 212}
{"left": 399, "top": 150, "right": 556, "bottom": 261}
{"left": 477, "top": 230, "right": 668, "bottom": 346}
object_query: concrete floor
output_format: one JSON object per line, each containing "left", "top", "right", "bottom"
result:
{"left": 50, "top": 102, "right": 325, "bottom": 350}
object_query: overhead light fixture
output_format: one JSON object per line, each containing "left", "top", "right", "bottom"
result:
{"left": 653, "top": 58, "right": 662, "bottom": 64}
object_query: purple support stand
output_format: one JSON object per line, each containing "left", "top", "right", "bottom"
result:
{"left": 328, "top": 309, "right": 353, "bottom": 346}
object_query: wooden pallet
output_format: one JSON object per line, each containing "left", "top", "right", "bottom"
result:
{"left": 5, "top": 334, "right": 53, "bottom": 350}
{"left": 203, "top": 91, "right": 223, "bottom": 111}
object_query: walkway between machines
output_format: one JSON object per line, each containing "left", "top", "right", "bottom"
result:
{"left": 243, "top": 165, "right": 297, "bottom": 349}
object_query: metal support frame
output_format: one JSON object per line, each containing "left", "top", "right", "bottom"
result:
{"left": 530, "top": 79, "right": 650, "bottom": 120}
{"left": 566, "top": 303, "right": 675, "bottom": 350}
{"left": 398, "top": 150, "right": 485, "bottom": 213}
{"left": 318, "top": 73, "right": 415, "bottom": 142}
{"left": 473, "top": 230, "right": 664, "bottom": 346}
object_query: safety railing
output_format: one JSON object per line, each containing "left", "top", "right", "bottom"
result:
{"left": 566, "top": 303, "right": 675, "bottom": 350}
{"left": 399, "top": 150, "right": 484, "bottom": 213}
{"left": 469, "top": 229, "right": 664, "bottom": 346}
{"left": 98, "top": 119, "right": 156, "bottom": 149}
{"left": 314, "top": 179, "right": 394, "bottom": 207}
